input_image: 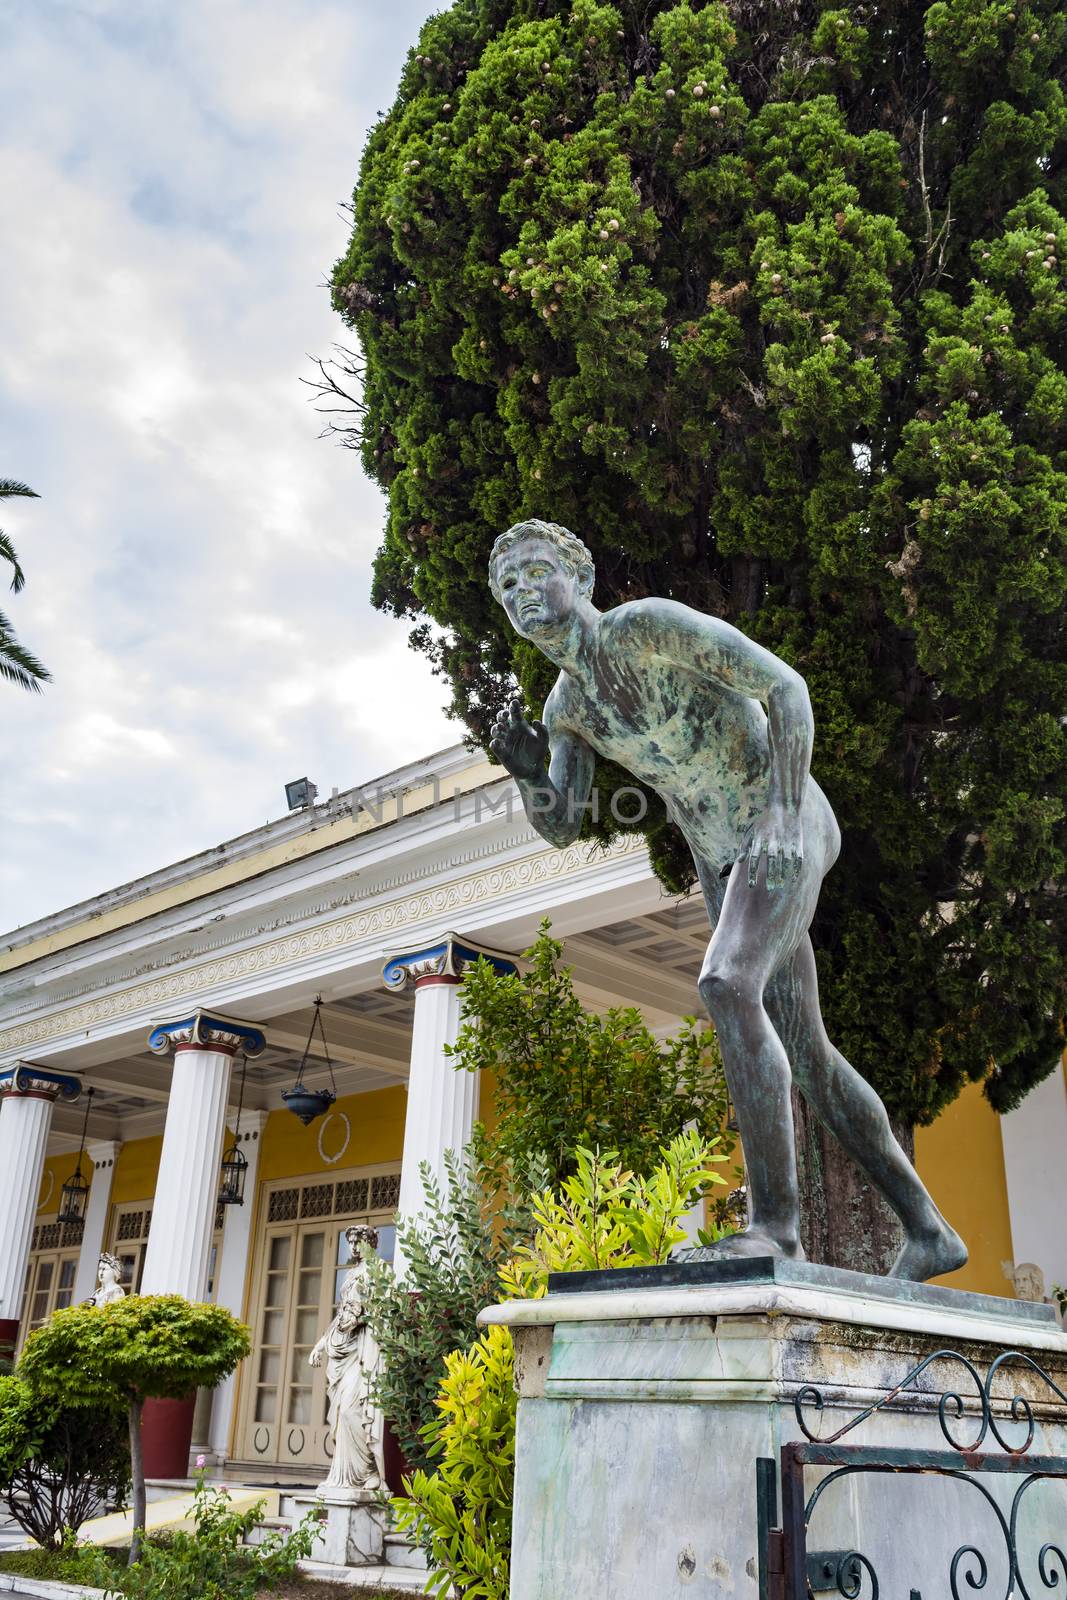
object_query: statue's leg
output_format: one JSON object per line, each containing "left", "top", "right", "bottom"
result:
{"left": 694, "top": 854, "right": 822, "bottom": 1260}
{"left": 766, "top": 936, "right": 968, "bottom": 1282}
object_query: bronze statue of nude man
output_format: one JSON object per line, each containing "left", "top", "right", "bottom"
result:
{"left": 489, "top": 518, "right": 966, "bottom": 1283}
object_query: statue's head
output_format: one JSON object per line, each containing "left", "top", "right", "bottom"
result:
{"left": 345, "top": 1225, "right": 379, "bottom": 1261}
{"left": 489, "top": 519, "right": 595, "bottom": 639}
{"left": 98, "top": 1251, "right": 121, "bottom": 1282}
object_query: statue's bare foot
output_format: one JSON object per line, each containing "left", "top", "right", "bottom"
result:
{"left": 686, "top": 1224, "right": 805, "bottom": 1264}
{"left": 890, "top": 1217, "right": 967, "bottom": 1283}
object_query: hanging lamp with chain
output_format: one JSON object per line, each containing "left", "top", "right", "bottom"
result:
{"left": 281, "top": 996, "right": 338, "bottom": 1126}
{"left": 58, "top": 1086, "right": 95, "bottom": 1226}
{"left": 219, "top": 1056, "right": 251, "bottom": 1206}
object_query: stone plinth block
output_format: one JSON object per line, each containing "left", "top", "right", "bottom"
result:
{"left": 288, "top": 1490, "right": 385, "bottom": 1567}
{"left": 482, "top": 1259, "right": 1067, "bottom": 1600}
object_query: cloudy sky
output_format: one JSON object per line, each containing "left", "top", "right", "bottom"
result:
{"left": 0, "top": 0, "right": 458, "bottom": 933}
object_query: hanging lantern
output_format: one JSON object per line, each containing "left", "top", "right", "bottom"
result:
{"left": 58, "top": 1086, "right": 94, "bottom": 1226}
{"left": 281, "top": 996, "right": 337, "bottom": 1126}
{"left": 219, "top": 1057, "right": 250, "bottom": 1206}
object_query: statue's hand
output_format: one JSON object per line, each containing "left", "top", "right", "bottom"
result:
{"left": 740, "top": 804, "right": 803, "bottom": 891}
{"left": 308, "top": 1343, "right": 323, "bottom": 1368}
{"left": 489, "top": 699, "right": 550, "bottom": 781}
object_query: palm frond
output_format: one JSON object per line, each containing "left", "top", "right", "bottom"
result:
{"left": 0, "top": 529, "right": 26, "bottom": 592}
{"left": 0, "top": 613, "right": 51, "bottom": 691}
{"left": 0, "top": 481, "right": 40, "bottom": 501}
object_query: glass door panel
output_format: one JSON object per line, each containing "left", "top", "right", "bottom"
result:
{"left": 237, "top": 1173, "right": 400, "bottom": 1472}
{"left": 54, "top": 1257, "right": 77, "bottom": 1311}
{"left": 247, "top": 1228, "right": 293, "bottom": 1457}
{"left": 28, "top": 1259, "right": 54, "bottom": 1328}
{"left": 280, "top": 1230, "right": 326, "bottom": 1462}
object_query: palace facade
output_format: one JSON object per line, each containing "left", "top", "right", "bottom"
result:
{"left": 0, "top": 743, "right": 1063, "bottom": 1481}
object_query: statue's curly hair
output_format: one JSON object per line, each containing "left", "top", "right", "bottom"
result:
{"left": 344, "top": 1224, "right": 379, "bottom": 1257}
{"left": 489, "top": 518, "right": 595, "bottom": 601}
{"left": 98, "top": 1251, "right": 121, "bottom": 1273}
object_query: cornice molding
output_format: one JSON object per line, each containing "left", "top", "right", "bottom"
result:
{"left": 2, "top": 823, "right": 545, "bottom": 1018}
{"left": 0, "top": 834, "right": 647, "bottom": 1059}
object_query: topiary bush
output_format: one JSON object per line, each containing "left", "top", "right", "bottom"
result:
{"left": 19, "top": 1296, "right": 250, "bottom": 1564}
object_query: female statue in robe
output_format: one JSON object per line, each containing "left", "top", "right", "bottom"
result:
{"left": 87, "top": 1252, "right": 126, "bottom": 1307}
{"left": 308, "top": 1225, "right": 384, "bottom": 1495}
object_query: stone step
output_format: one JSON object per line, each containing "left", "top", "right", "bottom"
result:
{"left": 384, "top": 1530, "right": 427, "bottom": 1570}
{"left": 242, "top": 1515, "right": 291, "bottom": 1549}
{"left": 296, "top": 1558, "right": 435, "bottom": 1593}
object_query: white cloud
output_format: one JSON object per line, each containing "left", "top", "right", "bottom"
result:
{"left": 0, "top": 0, "right": 456, "bottom": 931}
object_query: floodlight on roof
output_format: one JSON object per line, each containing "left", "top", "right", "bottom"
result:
{"left": 285, "top": 777, "right": 318, "bottom": 812}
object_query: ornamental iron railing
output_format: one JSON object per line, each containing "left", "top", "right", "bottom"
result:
{"left": 757, "top": 1348, "right": 1067, "bottom": 1600}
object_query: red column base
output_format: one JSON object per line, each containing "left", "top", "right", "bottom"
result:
{"left": 0, "top": 1319, "right": 18, "bottom": 1365}
{"left": 141, "top": 1394, "right": 197, "bottom": 1479}
{"left": 383, "top": 1415, "right": 414, "bottom": 1494}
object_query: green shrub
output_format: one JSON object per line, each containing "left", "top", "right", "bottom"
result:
{"left": 395, "top": 1131, "right": 723, "bottom": 1599}
{"left": 364, "top": 1150, "right": 515, "bottom": 1475}
{"left": 393, "top": 1326, "right": 515, "bottom": 1600}
{"left": 454, "top": 924, "right": 734, "bottom": 1197}
{"left": 79, "top": 1472, "right": 321, "bottom": 1600}
{"left": 0, "top": 1374, "right": 129, "bottom": 1550}
{"left": 19, "top": 1296, "right": 250, "bottom": 1564}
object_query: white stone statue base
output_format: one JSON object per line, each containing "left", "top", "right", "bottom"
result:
{"left": 288, "top": 1488, "right": 386, "bottom": 1567}
{"left": 483, "top": 1259, "right": 1067, "bottom": 1600}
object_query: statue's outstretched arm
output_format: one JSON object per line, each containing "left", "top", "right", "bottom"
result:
{"left": 490, "top": 697, "right": 594, "bottom": 848}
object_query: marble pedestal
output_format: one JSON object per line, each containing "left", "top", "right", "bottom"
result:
{"left": 288, "top": 1489, "right": 385, "bottom": 1567}
{"left": 482, "top": 1259, "right": 1067, "bottom": 1600}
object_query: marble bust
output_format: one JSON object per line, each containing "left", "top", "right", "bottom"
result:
{"left": 88, "top": 1252, "right": 126, "bottom": 1307}
{"left": 489, "top": 518, "right": 967, "bottom": 1283}
{"left": 309, "top": 1225, "right": 385, "bottom": 1496}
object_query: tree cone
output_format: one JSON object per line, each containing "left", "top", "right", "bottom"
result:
{"left": 791, "top": 1087, "right": 914, "bottom": 1276}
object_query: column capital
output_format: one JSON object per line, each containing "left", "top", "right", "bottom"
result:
{"left": 0, "top": 1062, "right": 82, "bottom": 1103}
{"left": 87, "top": 1139, "right": 121, "bottom": 1169}
{"left": 382, "top": 931, "right": 518, "bottom": 993}
{"left": 148, "top": 1009, "right": 267, "bottom": 1059}
{"left": 227, "top": 1107, "right": 269, "bottom": 1138}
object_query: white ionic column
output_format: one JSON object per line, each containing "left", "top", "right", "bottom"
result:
{"left": 1001, "top": 1063, "right": 1067, "bottom": 1300}
{"left": 208, "top": 1108, "right": 269, "bottom": 1461}
{"left": 383, "top": 933, "right": 517, "bottom": 1268}
{"left": 0, "top": 1063, "right": 82, "bottom": 1357}
{"left": 73, "top": 1140, "right": 121, "bottom": 1305}
{"left": 141, "top": 1012, "right": 266, "bottom": 1301}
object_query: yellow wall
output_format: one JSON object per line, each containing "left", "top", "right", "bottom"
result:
{"left": 915, "top": 1079, "right": 1014, "bottom": 1297}
{"left": 258, "top": 1086, "right": 407, "bottom": 1182}
{"left": 111, "top": 1135, "right": 164, "bottom": 1205}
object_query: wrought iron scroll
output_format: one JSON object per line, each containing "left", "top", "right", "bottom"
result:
{"left": 757, "top": 1348, "right": 1067, "bottom": 1600}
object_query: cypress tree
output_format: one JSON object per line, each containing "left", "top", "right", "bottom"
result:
{"left": 327, "top": 0, "right": 1066, "bottom": 1263}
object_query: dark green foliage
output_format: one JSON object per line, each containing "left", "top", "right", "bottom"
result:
{"left": 0, "top": 1373, "right": 130, "bottom": 1550}
{"left": 0, "top": 478, "right": 50, "bottom": 691}
{"left": 331, "top": 0, "right": 1067, "bottom": 1124}
{"left": 20, "top": 1297, "right": 251, "bottom": 1565}
{"left": 454, "top": 924, "right": 734, "bottom": 1190}
{"left": 363, "top": 1152, "right": 509, "bottom": 1473}
{"left": 18, "top": 1296, "right": 251, "bottom": 1409}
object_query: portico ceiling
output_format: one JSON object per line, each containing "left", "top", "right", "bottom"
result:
{"left": 44, "top": 899, "right": 712, "bottom": 1152}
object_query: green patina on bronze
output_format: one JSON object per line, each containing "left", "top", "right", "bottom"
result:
{"left": 489, "top": 519, "right": 966, "bottom": 1283}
